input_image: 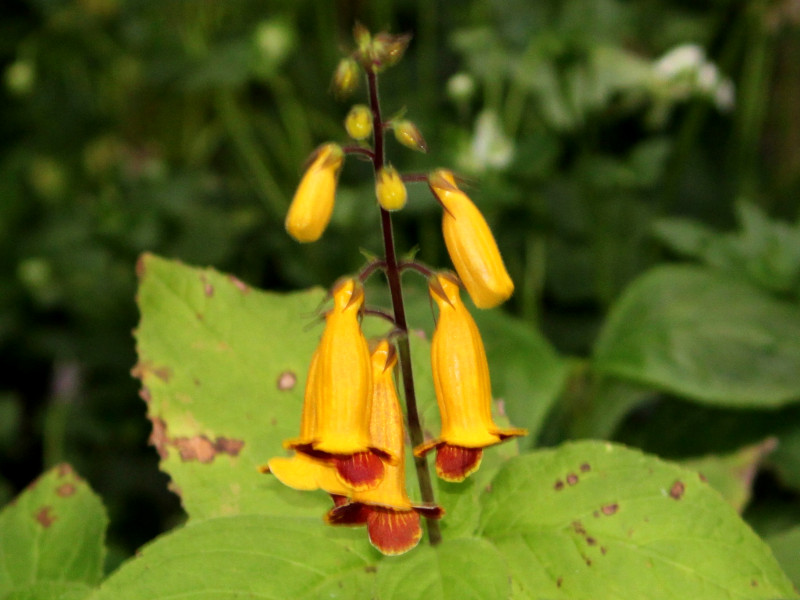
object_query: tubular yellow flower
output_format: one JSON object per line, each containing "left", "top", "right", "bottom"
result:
{"left": 429, "top": 169, "right": 514, "bottom": 309}
{"left": 414, "top": 273, "right": 527, "bottom": 482}
{"left": 375, "top": 165, "right": 407, "bottom": 212}
{"left": 285, "top": 143, "right": 344, "bottom": 243}
{"left": 326, "top": 340, "right": 443, "bottom": 555}
{"left": 310, "top": 278, "right": 386, "bottom": 490}
{"left": 345, "top": 104, "right": 373, "bottom": 140}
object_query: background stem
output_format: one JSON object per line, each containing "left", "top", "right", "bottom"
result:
{"left": 367, "top": 68, "right": 442, "bottom": 546}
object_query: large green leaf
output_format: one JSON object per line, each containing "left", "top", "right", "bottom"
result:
{"left": 0, "top": 465, "right": 107, "bottom": 599}
{"left": 374, "top": 537, "right": 510, "bottom": 600}
{"left": 479, "top": 440, "right": 796, "bottom": 600}
{"left": 593, "top": 265, "right": 800, "bottom": 406}
{"left": 134, "top": 253, "right": 330, "bottom": 520}
{"left": 88, "top": 515, "right": 375, "bottom": 600}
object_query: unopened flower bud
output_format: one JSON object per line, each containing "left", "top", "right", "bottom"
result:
{"left": 345, "top": 104, "right": 373, "bottom": 140}
{"left": 372, "top": 32, "right": 412, "bottom": 68}
{"left": 375, "top": 166, "right": 407, "bottom": 212}
{"left": 285, "top": 143, "right": 344, "bottom": 243}
{"left": 428, "top": 169, "right": 514, "bottom": 308}
{"left": 393, "top": 120, "right": 427, "bottom": 153}
{"left": 331, "top": 58, "right": 360, "bottom": 99}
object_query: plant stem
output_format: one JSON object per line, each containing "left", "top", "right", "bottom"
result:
{"left": 367, "top": 68, "right": 442, "bottom": 546}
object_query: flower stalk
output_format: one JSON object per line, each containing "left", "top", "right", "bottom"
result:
{"left": 367, "top": 66, "right": 442, "bottom": 546}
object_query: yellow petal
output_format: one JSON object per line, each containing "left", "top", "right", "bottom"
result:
{"left": 415, "top": 273, "right": 526, "bottom": 465}
{"left": 429, "top": 170, "right": 513, "bottom": 308}
{"left": 345, "top": 104, "right": 373, "bottom": 140}
{"left": 285, "top": 143, "right": 343, "bottom": 243}
{"left": 312, "top": 278, "right": 374, "bottom": 456}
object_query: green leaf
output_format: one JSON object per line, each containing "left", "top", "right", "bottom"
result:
{"left": 3, "top": 582, "right": 93, "bottom": 600}
{"left": 479, "top": 440, "right": 797, "bottom": 599}
{"left": 766, "top": 526, "right": 800, "bottom": 588}
{"left": 0, "top": 465, "right": 107, "bottom": 597}
{"left": 593, "top": 265, "right": 800, "bottom": 406}
{"left": 134, "top": 253, "right": 331, "bottom": 520}
{"left": 682, "top": 438, "right": 777, "bottom": 513}
{"left": 89, "top": 515, "right": 375, "bottom": 600}
{"left": 374, "top": 537, "right": 510, "bottom": 600}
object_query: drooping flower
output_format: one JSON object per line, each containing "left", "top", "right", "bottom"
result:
{"left": 414, "top": 273, "right": 526, "bottom": 482}
{"left": 285, "top": 143, "right": 344, "bottom": 243}
{"left": 392, "top": 119, "right": 427, "bottom": 153}
{"left": 375, "top": 165, "right": 407, "bottom": 212}
{"left": 260, "top": 348, "right": 348, "bottom": 495}
{"left": 268, "top": 278, "right": 387, "bottom": 491}
{"left": 428, "top": 169, "right": 513, "bottom": 309}
{"left": 326, "top": 340, "right": 443, "bottom": 555}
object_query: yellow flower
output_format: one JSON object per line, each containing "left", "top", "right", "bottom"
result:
{"left": 331, "top": 57, "right": 360, "bottom": 98}
{"left": 312, "top": 278, "right": 387, "bottom": 490}
{"left": 428, "top": 169, "right": 513, "bottom": 309}
{"left": 285, "top": 143, "right": 344, "bottom": 243}
{"left": 375, "top": 165, "right": 407, "bottom": 212}
{"left": 414, "top": 273, "right": 526, "bottom": 481}
{"left": 326, "top": 340, "right": 443, "bottom": 555}
{"left": 260, "top": 348, "right": 350, "bottom": 495}
{"left": 345, "top": 104, "right": 373, "bottom": 140}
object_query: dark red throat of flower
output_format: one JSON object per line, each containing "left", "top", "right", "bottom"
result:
{"left": 334, "top": 451, "right": 385, "bottom": 490}
{"left": 435, "top": 444, "right": 483, "bottom": 482}
{"left": 367, "top": 508, "right": 422, "bottom": 556}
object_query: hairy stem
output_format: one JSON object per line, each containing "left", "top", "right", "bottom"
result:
{"left": 367, "top": 68, "right": 442, "bottom": 546}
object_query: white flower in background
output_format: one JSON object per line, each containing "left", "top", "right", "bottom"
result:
{"left": 447, "top": 72, "right": 476, "bottom": 104}
{"left": 652, "top": 43, "right": 735, "bottom": 112}
{"left": 461, "top": 110, "right": 514, "bottom": 173}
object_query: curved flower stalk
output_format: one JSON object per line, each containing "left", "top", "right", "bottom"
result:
{"left": 326, "top": 340, "right": 443, "bottom": 555}
{"left": 414, "top": 273, "right": 527, "bottom": 482}
{"left": 429, "top": 169, "right": 514, "bottom": 309}
{"left": 285, "top": 143, "right": 344, "bottom": 243}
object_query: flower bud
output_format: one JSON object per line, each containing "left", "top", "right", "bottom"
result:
{"left": 372, "top": 32, "right": 412, "bottom": 68}
{"left": 414, "top": 273, "right": 526, "bottom": 481}
{"left": 428, "top": 169, "right": 514, "bottom": 308}
{"left": 285, "top": 143, "right": 343, "bottom": 243}
{"left": 375, "top": 166, "right": 407, "bottom": 212}
{"left": 393, "top": 120, "right": 427, "bottom": 153}
{"left": 331, "top": 57, "right": 360, "bottom": 99}
{"left": 345, "top": 104, "right": 373, "bottom": 140}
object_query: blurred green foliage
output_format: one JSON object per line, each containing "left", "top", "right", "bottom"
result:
{"left": 2, "top": 0, "right": 800, "bottom": 571}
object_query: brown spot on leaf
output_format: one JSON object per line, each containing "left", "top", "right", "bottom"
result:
{"left": 751, "top": 580, "right": 758, "bottom": 587}
{"left": 583, "top": 555, "right": 592, "bottom": 567}
{"left": 135, "top": 254, "right": 147, "bottom": 279}
{"left": 670, "top": 480, "right": 685, "bottom": 500}
{"left": 56, "top": 483, "right": 76, "bottom": 497}
{"left": 138, "top": 387, "right": 152, "bottom": 403}
{"left": 131, "top": 361, "right": 172, "bottom": 383}
{"left": 554, "top": 479, "right": 564, "bottom": 491}
{"left": 228, "top": 275, "right": 249, "bottom": 293}
{"left": 586, "top": 536, "right": 596, "bottom": 546}
{"left": 148, "top": 417, "right": 170, "bottom": 460}
{"left": 35, "top": 506, "right": 56, "bottom": 527}
{"left": 196, "top": 312, "right": 204, "bottom": 321}
{"left": 557, "top": 577, "right": 563, "bottom": 588}
{"left": 593, "top": 510, "right": 600, "bottom": 518}
{"left": 566, "top": 473, "right": 579, "bottom": 486}
{"left": 215, "top": 437, "right": 245, "bottom": 457}
{"left": 601, "top": 503, "right": 618, "bottom": 516}
{"left": 572, "top": 521, "right": 586, "bottom": 536}
{"left": 365, "top": 565, "right": 377, "bottom": 573}
{"left": 600, "top": 546, "right": 607, "bottom": 555}
{"left": 200, "top": 275, "right": 214, "bottom": 297}
{"left": 175, "top": 436, "right": 217, "bottom": 463}
{"left": 698, "top": 472, "right": 708, "bottom": 483}
{"left": 56, "top": 464, "right": 73, "bottom": 478}
{"left": 277, "top": 371, "right": 297, "bottom": 391}
{"left": 580, "top": 462, "right": 591, "bottom": 472}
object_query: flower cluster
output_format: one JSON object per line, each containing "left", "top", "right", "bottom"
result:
{"left": 261, "top": 25, "right": 526, "bottom": 556}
